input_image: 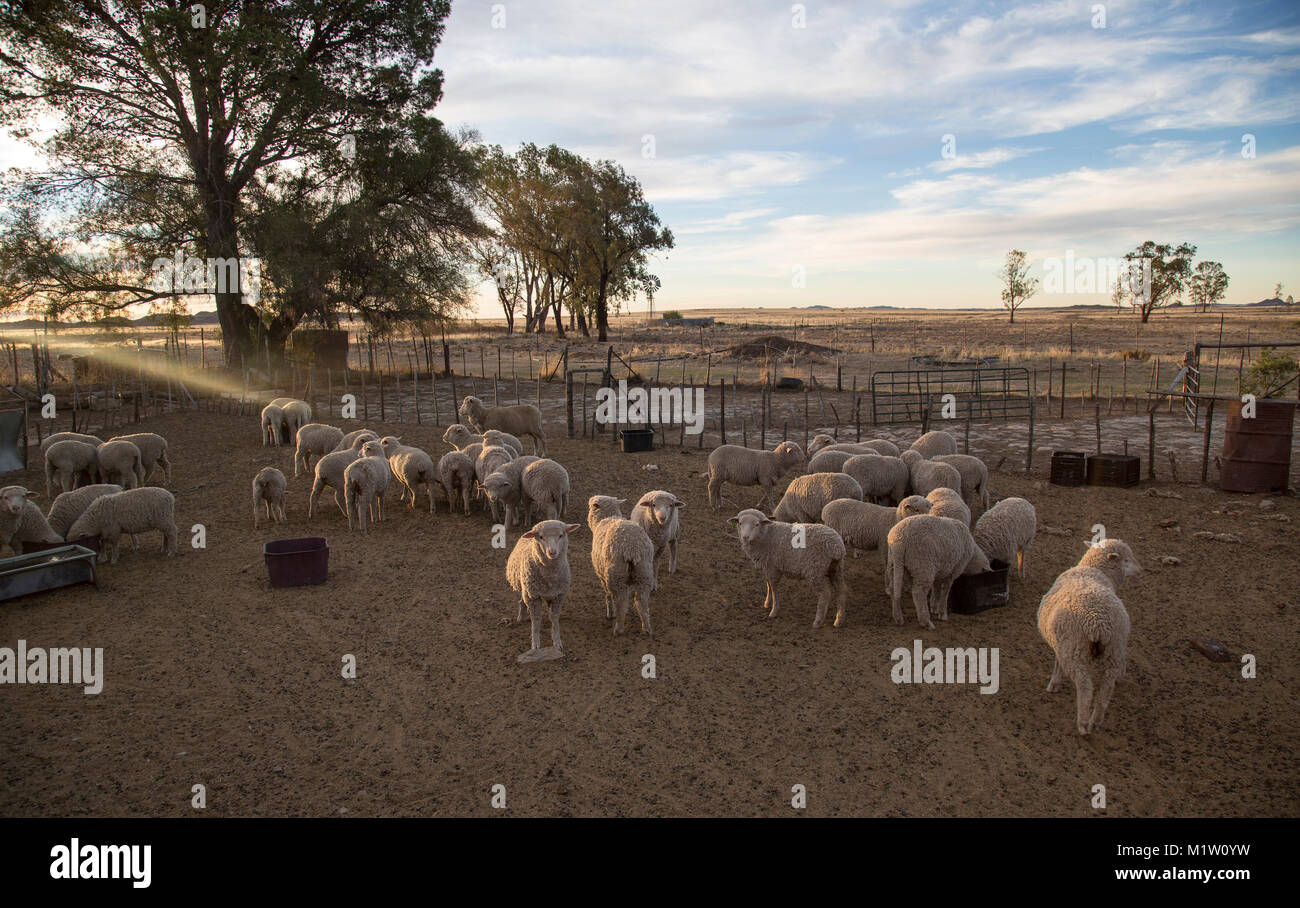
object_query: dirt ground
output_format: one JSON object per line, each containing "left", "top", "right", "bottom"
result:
{"left": 1, "top": 409, "right": 1297, "bottom": 817}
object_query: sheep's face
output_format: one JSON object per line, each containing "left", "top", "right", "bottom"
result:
{"left": 481, "top": 474, "right": 511, "bottom": 502}
{"left": 897, "top": 495, "right": 930, "bottom": 519}
{"left": 728, "top": 509, "right": 771, "bottom": 545}
{"left": 637, "top": 493, "right": 683, "bottom": 526}
{"left": 1090, "top": 539, "right": 1142, "bottom": 579}
{"left": 587, "top": 496, "right": 625, "bottom": 528}
{"left": 808, "top": 434, "right": 834, "bottom": 456}
{"left": 963, "top": 545, "right": 993, "bottom": 575}
{"left": 458, "top": 397, "right": 483, "bottom": 424}
{"left": 380, "top": 436, "right": 402, "bottom": 456}
{"left": 442, "top": 425, "right": 472, "bottom": 447}
{"left": 1, "top": 486, "right": 33, "bottom": 515}
{"left": 900, "top": 449, "right": 922, "bottom": 468}
{"left": 359, "top": 441, "right": 385, "bottom": 459}
{"left": 775, "top": 442, "right": 806, "bottom": 472}
{"left": 523, "top": 520, "right": 580, "bottom": 561}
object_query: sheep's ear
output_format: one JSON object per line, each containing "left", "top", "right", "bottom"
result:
{"left": 522, "top": 530, "right": 537, "bottom": 539}
{"left": 727, "top": 517, "right": 739, "bottom": 527}
{"left": 760, "top": 517, "right": 773, "bottom": 525}
{"left": 617, "top": 498, "right": 627, "bottom": 506}
{"left": 673, "top": 499, "right": 685, "bottom": 509}
{"left": 1105, "top": 551, "right": 1119, "bottom": 561}
{"left": 565, "top": 523, "right": 581, "bottom": 534}
{"left": 24, "top": 491, "right": 38, "bottom": 499}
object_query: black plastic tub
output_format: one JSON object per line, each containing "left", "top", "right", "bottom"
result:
{"left": 1086, "top": 453, "right": 1140, "bottom": 488}
{"left": 264, "top": 537, "right": 329, "bottom": 588}
{"left": 619, "top": 428, "right": 655, "bottom": 453}
{"left": 950, "top": 559, "right": 1010, "bottom": 615}
{"left": 0, "top": 545, "right": 98, "bottom": 602}
{"left": 1049, "top": 450, "right": 1087, "bottom": 486}
{"left": 774, "top": 377, "right": 804, "bottom": 391}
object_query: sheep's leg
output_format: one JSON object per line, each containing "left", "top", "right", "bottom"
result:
{"left": 109, "top": 536, "right": 121, "bottom": 565}
{"left": 934, "top": 579, "right": 954, "bottom": 621}
{"left": 764, "top": 579, "right": 780, "bottom": 619}
{"left": 1046, "top": 657, "right": 1063, "bottom": 693}
{"left": 812, "top": 583, "right": 829, "bottom": 628}
{"left": 427, "top": 484, "right": 435, "bottom": 514}
{"left": 1073, "top": 668, "right": 1095, "bottom": 735}
{"left": 1016, "top": 548, "right": 1026, "bottom": 580}
{"left": 832, "top": 565, "right": 847, "bottom": 628}
{"left": 634, "top": 588, "right": 652, "bottom": 636}
{"left": 707, "top": 476, "right": 721, "bottom": 510}
{"left": 613, "top": 589, "right": 631, "bottom": 635}
{"left": 1091, "top": 674, "right": 1116, "bottom": 732}
{"left": 604, "top": 589, "right": 614, "bottom": 620}
{"left": 549, "top": 598, "right": 564, "bottom": 651}
{"left": 911, "top": 583, "right": 934, "bottom": 630}
{"left": 668, "top": 537, "right": 678, "bottom": 573}
{"left": 163, "top": 528, "right": 176, "bottom": 556}
{"left": 461, "top": 486, "right": 471, "bottom": 516}
{"left": 529, "top": 603, "right": 543, "bottom": 651}
{"left": 516, "top": 599, "right": 524, "bottom": 623}
{"left": 334, "top": 489, "right": 347, "bottom": 518}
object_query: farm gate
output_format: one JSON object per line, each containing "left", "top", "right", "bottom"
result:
{"left": 870, "top": 367, "right": 1032, "bottom": 425}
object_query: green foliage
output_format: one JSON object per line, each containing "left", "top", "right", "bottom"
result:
{"left": 661, "top": 310, "right": 683, "bottom": 320}
{"left": 1242, "top": 348, "right": 1300, "bottom": 399}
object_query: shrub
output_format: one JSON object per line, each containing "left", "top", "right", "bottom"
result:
{"left": 1241, "top": 348, "right": 1300, "bottom": 399}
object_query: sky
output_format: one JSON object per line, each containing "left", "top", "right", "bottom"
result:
{"left": 429, "top": 0, "right": 1300, "bottom": 318}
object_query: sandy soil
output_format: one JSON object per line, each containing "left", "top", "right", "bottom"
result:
{"left": 1, "top": 409, "right": 1297, "bottom": 817}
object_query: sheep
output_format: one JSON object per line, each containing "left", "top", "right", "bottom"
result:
{"left": 309, "top": 448, "right": 364, "bottom": 518}
{"left": 334, "top": 429, "right": 380, "bottom": 453}
{"left": 40, "top": 432, "right": 102, "bottom": 456}
{"left": 808, "top": 434, "right": 901, "bottom": 457}
{"left": 587, "top": 496, "right": 657, "bottom": 635}
{"left": 910, "top": 430, "right": 959, "bottom": 457}
{"left": 483, "top": 429, "right": 524, "bottom": 456}
{"left": 270, "top": 398, "right": 312, "bottom": 443}
{"left": 378, "top": 437, "right": 438, "bottom": 512}
{"left": 481, "top": 455, "right": 541, "bottom": 529}
{"left": 507, "top": 519, "right": 583, "bottom": 662}
{"left": 522, "top": 459, "right": 570, "bottom": 523}
{"left": 252, "top": 467, "right": 288, "bottom": 528}
{"left": 926, "top": 487, "right": 971, "bottom": 526}
{"left": 899, "top": 449, "right": 963, "bottom": 498}
{"left": 631, "top": 490, "right": 684, "bottom": 580}
{"left": 885, "top": 514, "right": 991, "bottom": 629}
{"left": 706, "top": 441, "right": 805, "bottom": 512}
{"left": 44, "top": 440, "right": 100, "bottom": 496}
{"left": 95, "top": 439, "right": 143, "bottom": 490}
{"left": 109, "top": 433, "right": 171, "bottom": 486}
{"left": 728, "top": 508, "right": 846, "bottom": 627}
{"left": 819, "top": 498, "right": 901, "bottom": 571}
{"left": 261, "top": 404, "right": 286, "bottom": 446}
{"left": 932, "top": 454, "right": 991, "bottom": 515}
{"left": 896, "top": 495, "right": 932, "bottom": 519}
{"left": 1, "top": 486, "right": 64, "bottom": 554}
{"left": 772, "top": 472, "right": 863, "bottom": 524}
{"left": 441, "top": 423, "right": 483, "bottom": 450}
{"left": 975, "top": 497, "right": 1038, "bottom": 580}
{"left": 806, "top": 449, "right": 854, "bottom": 474}
{"left": 843, "top": 454, "right": 910, "bottom": 505}
{"left": 459, "top": 396, "right": 546, "bottom": 456}
{"left": 343, "top": 440, "right": 391, "bottom": 533}
{"left": 475, "top": 445, "right": 516, "bottom": 521}
{"left": 46, "top": 484, "right": 123, "bottom": 539}
{"left": 295, "top": 424, "right": 345, "bottom": 477}
{"left": 437, "top": 450, "right": 476, "bottom": 516}
{"left": 1037, "top": 539, "right": 1141, "bottom": 735}
{"left": 67, "top": 487, "right": 178, "bottom": 564}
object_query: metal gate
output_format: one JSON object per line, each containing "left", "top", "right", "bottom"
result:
{"left": 871, "top": 367, "right": 1032, "bottom": 425}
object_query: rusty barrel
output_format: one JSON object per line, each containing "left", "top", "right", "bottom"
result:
{"left": 1220, "top": 398, "right": 1296, "bottom": 493}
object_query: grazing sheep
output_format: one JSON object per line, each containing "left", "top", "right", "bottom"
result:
{"left": 819, "top": 498, "right": 901, "bottom": 571}
{"left": 728, "top": 508, "right": 846, "bottom": 628}
{"left": 1, "top": 486, "right": 64, "bottom": 554}
{"left": 481, "top": 455, "right": 541, "bottom": 529}
{"left": 885, "top": 514, "right": 991, "bottom": 629}
{"left": 459, "top": 396, "right": 546, "bottom": 456}
{"left": 40, "top": 432, "right": 103, "bottom": 456}
{"left": 261, "top": 404, "right": 286, "bottom": 446}
{"left": 309, "top": 448, "right": 364, "bottom": 518}
{"left": 975, "top": 497, "right": 1038, "bottom": 580}
{"left": 379, "top": 437, "right": 438, "bottom": 512}
{"left": 46, "top": 484, "right": 123, "bottom": 539}
{"left": 475, "top": 445, "right": 516, "bottom": 521}
{"left": 522, "top": 459, "right": 570, "bottom": 523}
{"left": 67, "top": 487, "right": 178, "bottom": 564}
{"left": 437, "top": 450, "right": 476, "bottom": 516}
{"left": 274, "top": 399, "right": 312, "bottom": 443}
{"left": 926, "top": 487, "right": 971, "bottom": 526}
{"left": 252, "top": 467, "right": 288, "bottom": 528}
{"left": 631, "top": 490, "right": 684, "bottom": 580}
{"left": 772, "top": 472, "right": 863, "bottom": 524}
{"left": 706, "top": 442, "right": 806, "bottom": 512}
{"left": 899, "top": 449, "right": 963, "bottom": 498}
{"left": 334, "top": 429, "right": 380, "bottom": 453}
{"left": 587, "top": 496, "right": 656, "bottom": 636}
{"left": 507, "top": 519, "right": 582, "bottom": 662}
{"left": 109, "top": 433, "right": 171, "bottom": 486}
{"left": 295, "top": 424, "right": 345, "bottom": 477}
{"left": 910, "top": 430, "right": 959, "bottom": 458}
{"left": 44, "top": 440, "right": 100, "bottom": 496}
{"left": 94, "top": 439, "right": 143, "bottom": 490}
{"left": 806, "top": 449, "right": 854, "bottom": 474}
{"left": 343, "top": 440, "right": 390, "bottom": 532}
{"left": 843, "top": 454, "right": 910, "bottom": 505}
{"left": 933, "top": 454, "right": 991, "bottom": 515}
{"left": 808, "top": 434, "right": 901, "bottom": 458}
{"left": 1038, "top": 539, "right": 1141, "bottom": 735}
{"left": 896, "top": 495, "right": 932, "bottom": 519}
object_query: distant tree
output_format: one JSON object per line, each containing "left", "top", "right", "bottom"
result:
{"left": 998, "top": 249, "right": 1038, "bottom": 324}
{"left": 1121, "top": 241, "right": 1196, "bottom": 323}
{"left": 1273, "top": 282, "right": 1284, "bottom": 301}
{"left": 1187, "top": 261, "right": 1229, "bottom": 312}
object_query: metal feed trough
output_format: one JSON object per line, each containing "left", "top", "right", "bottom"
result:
{"left": 0, "top": 545, "right": 98, "bottom": 602}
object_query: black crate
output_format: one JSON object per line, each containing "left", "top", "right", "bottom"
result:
{"left": 619, "top": 428, "right": 655, "bottom": 453}
{"left": 949, "top": 560, "right": 1010, "bottom": 615}
{"left": 1086, "top": 453, "right": 1140, "bottom": 488}
{"left": 265, "top": 537, "right": 329, "bottom": 588}
{"left": 1049, "top": 450, "right": 1087, "bottom": 486}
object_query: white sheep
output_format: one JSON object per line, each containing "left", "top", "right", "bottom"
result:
{"left": 379, "top": 436, "right": 438, "bottom": 512}
{"left": 295, "top": 424, "right": 345, "bottom": 477}
{"left": 475, "top": 444, "right": 516, "bottom": 522}
{"left": 343, "top": 440, "right": 390, "bottom": 532}
{"left": 108, "top": 433, "right": 171, "bottom": 486}
{"left": 706, "top": 442, "right": 806, "bottom": 512}
{"left": 974, "top": 497, "right": 1037, "bottom": 579}
{"left": 44, "top": 440, "right": 100, "bottom": 496}
{"left": 899, "top": 449, "right": 963, "bottom": 498}
{"left": 1, "top": 485, "right": 64, "bottom": 554}
{"left": 631, "top": 490, "right": 684, "bottom": 580}
{"left": 772, "top": 472, "right": 863, "bottom": 523}
{"left": 67, "top": 487, "right": 178, "bottom": 564}
{"left": 885, "top": 514, "right": 991, "bottom": 629}
{"left": 481, "top": 455, "right": 541, "bottom": 529}
{"left": 521, "top": 459, "right": 569, "bottom": 523}
{"left": 270, "top": 398, "right": 312, "bottom": 442}
{"left": 819, "top": 498, "right": 901, "bottom": 571}
{"left": 808, "top": 434, "right": 901, "bottom": 458}
{"left": 436, "top": 450, "right": 476, "bottom": 516}
{"left": 728, "top": 508, "right": 846, "bottom": 628}
{"left": 441, "top": 423, "right": 482, "bottom": 450}
{"left": 308, "top": 448, "right": 363, "bottom": 518}
{"left": 932, "top": 454, "right": 990, "bottom": 515}
{"left": 1038, "top": 539, "right": 1141, "bottom": 735}
{"left": 587, "top": 495, "right": 656, "bottom": 636}
{"left": 459, "top": 396, "right": 546, "bottom": 455}
{"left": 334, "top": 428, "right": 379, "bottom": 453}
{"left": 926, "top": 487, "right": 971, "bottom": 526}
{"left": 896, "top": 494, "right": 932, "bottom": 519}
{"left": 46, "top": 484, "right": 123, "bottom": 539}
{"left": 910, "top": 430, "right": 958, "bottom": 457}
{"left": 40, "top": 432, "right": 102, "bottom": 456}
{"left": 483, "top": 429, "right": 524, "bottom": 456}
{"left": 252, "top": 467, "right": 288, "bottom": 528}
{"left": 261, "top": 404, "right": 285, "bottom": 446}
{"left": 806, "top": 449, "right": 854, "bottom": 474}
{"left": 843, "top": 454, "right": 910, "bottom": 505}
{"left": 95, "top": 439, "right": 143, "bottom": 490}
{"left": 507, "top": 519, "right": 582, "bottom": 662}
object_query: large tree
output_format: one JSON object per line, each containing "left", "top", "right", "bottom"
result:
{"left": 997, "top": 249, "right": 1038, "bottom": 324}
{"left": 1187, "top": 260, "right": 1229, "bottom": 313}
{"left": 1120, "top": 241, "right": 1196, "bottom": 323}
{"left": 0, "top": 0, "right": 460, "bottom": 365}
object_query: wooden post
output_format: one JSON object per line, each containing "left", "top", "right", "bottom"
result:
{"left": 361, "top": 369, "right": 368, "bottom": 420}
{"left": 760, "top": 385, "right": 767, "bottom": 449}
{"left": 327, "top": 369, "right": 334, "bottom": 419}
{"left": 1060, "top": 360, "right": 1066, "bottom": 419}
{"left": 1026, "top": 398, "right": 1035, "bottom": 473}
{"left": 410, "top": 355, "right": 421, "bottom": 425}
{"left": 803, "top": 389, "right": 809, "bottom": 452}
{"left": 1094, "top": 405, "right": 1101, "bottom": 454}
{"left": 395, "top": 369, "right": 402, "bottom": 423}
{"left": 720, "top": 378, "right": 727, "bottom": 444}
{"left": 1200, "top": 397, "right": 1216, "bottom": 483}
{"left": 1148, "top": 410, "right": 1156, "bottom": 480}
{"left": 432, "top": 372, "right": 439, "bottom": 426}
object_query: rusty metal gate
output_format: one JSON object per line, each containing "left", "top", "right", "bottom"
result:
{"left": 870, "top": 367, "right": 1032, "bottom": 425}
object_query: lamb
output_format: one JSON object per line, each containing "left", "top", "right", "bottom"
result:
{"left": 475, "top": 445, "right": 517, "bottom": 522}
{"left": 808, "top": 434, "right": 901, "bottom": 457}
{"left": 899, "top": 449, "right": 963, "bottom": 498}
{"left": 109, "top": 433, "right": 171, "bottom": 486}
{"left": 269, "top": 398, "right": 312, "bottom": 443}
{"left": 294, "top": 424, "right": 346, "bottom": 477}
{"left": 506, "top": 519, "right": 582, "bottom": 662}
{"left": 95, "top": 439, "right": 143, "bottom": 490}
{"left": 379, "top": 437, "right": 438, "bottom": 512}
{"left": 806, "top": 449, "right": 855, "bottom": 474}
{"left": 308, "top": 448, "right": 364, "bottom": 518}
{"left": 926, "top": 487, "right": 971, "bottom": 526}
{"left": 343, "top": 440, "right": 390, "bottom": 533}
{"left": 522, "top": 459, "right": 570, "bottom": 523}
{"left": 261, "top": 404, "right": 286, "bottom": 446}
{"left": 587, "top": 495, "right": 657, "bottom": 635}
{"left": 974, "top": 497, "right": 1038, "bottom": 580}
{"left": 437, "top": 450, "right": 476, "bottom": 516}
{"left": 441, "top": 423, "right": 524, "bottom": 457}
{"left": 1037, "top": 539, "right": 1141, "bottom": 735}
{"left": 771, "top": 472, "right": 863, "bottom": 524}
{"left": 706, "top": 441, "right": 805, "bottom": 512}
{"left": 67, "top": 487, "right": 178, "bottom": 564}
{"left": 40, "top": 432, "right": 102, "bottom": 456}
{"left": 334, "top": 429, "right": 380, "bottom": 453}
{"left": 44, "top": 440, "right": 100, "bottom": 496}
{"left": 932, "top": 454, "right": 991, "bottom": 515}
{"left": 885, "top": 514, "right": 991, "bottom": 629}
{"left": 728, "top": 508, "right": 846, "bottom": 627}
{"left": 46, "top": 484, "right": 123, "bottom": 539}
{"left": 1, "top": 486, "right": 64, "bottom": 554}
{"left": 819, "top": 498, "right": 902, "bottom": 571}
{"left": 459, "top": 396, "right": 546, "bottom": 456}
{"left": 252, "top": 467, "right": 288, "bottom": 528}
{"left": 896, "top": 495, "right": 932, "bottom": 519}
{"left": 631, "top": 490, "right": 684, "bottom": 580}
{"left": 910, "top": 430, "right": 959, "bottom": 457}
{"left": 481, "top": 455, "right": 541, "bottom": 529}
{"left": 843, "top": 454, "right": 910, "bottom": 505}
